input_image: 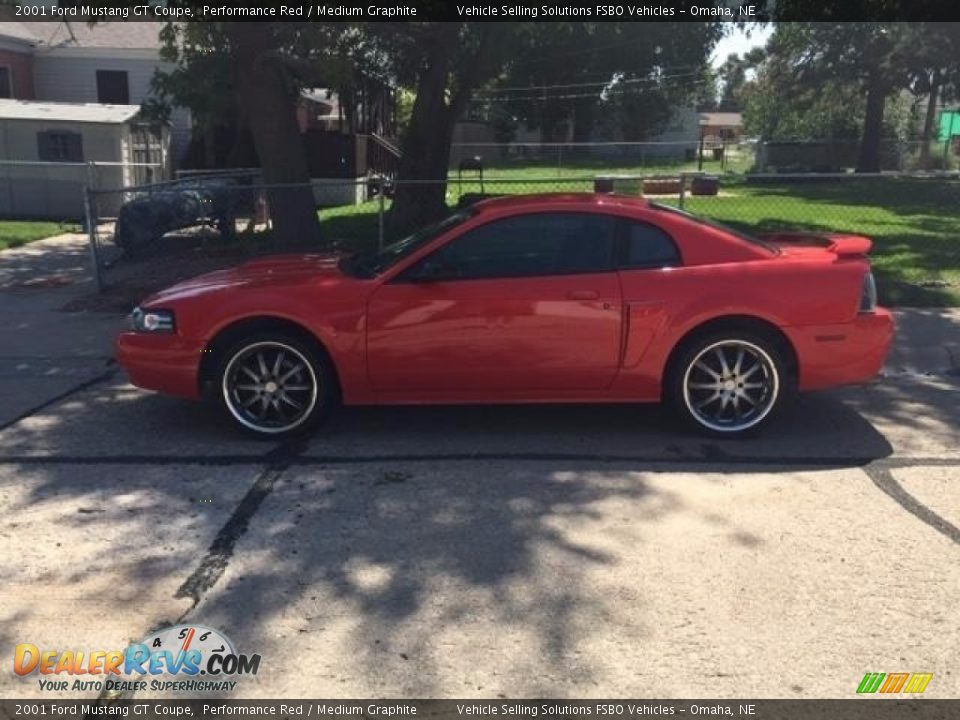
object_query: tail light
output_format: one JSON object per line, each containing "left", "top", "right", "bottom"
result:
{"left": 859, "top": 272, "right": 877, "bottom": 313}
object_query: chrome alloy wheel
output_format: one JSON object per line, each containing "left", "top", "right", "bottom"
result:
{"left": 222, "top": 341, "right": 319, "bottom": 434}
{"left": 681, "top": 339, "right": 779, "bottom": 433}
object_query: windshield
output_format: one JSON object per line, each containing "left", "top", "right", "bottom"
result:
{"left": 340, "top": 210, "right": 475, "bottom": 277}
{"left": 649, "top": 202, "right": 777, "bottom": 253}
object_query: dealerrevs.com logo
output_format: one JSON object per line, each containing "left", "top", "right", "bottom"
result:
{"left": 13, "top": 625, "right": 261, "bottom": 693}
{"left": 857, "top": 672, "right": 934, "bottom": 694}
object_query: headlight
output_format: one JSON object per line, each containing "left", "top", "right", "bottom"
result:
{"left": 130, "top": 306, "right": 176, "bottom": 333}
{"left": 859, "top": 272, "right": 877, "bottom": 313}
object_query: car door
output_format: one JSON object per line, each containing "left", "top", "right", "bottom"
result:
{"left": 366, "top": 211, "right": 623, "bottom": 393}
{"left": 615, "top": 218, "right": 684, "bottom": 370}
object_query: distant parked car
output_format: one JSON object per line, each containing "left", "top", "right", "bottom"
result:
{"left": 116, "top": 193, "right": 893, "bottom": 437}
{"left": 113, "top": 178, "right": 250, "bottom": 257}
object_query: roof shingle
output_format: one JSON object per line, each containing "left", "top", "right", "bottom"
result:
{"left": 0, "top": 21, "right": 162, "bottom": 51}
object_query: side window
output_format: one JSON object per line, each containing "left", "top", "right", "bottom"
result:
{"left": 408, "top": 212, "right": 615, "bottom": 281}
{"left": 619, "top": 219, "right": 681, "bottom": 269}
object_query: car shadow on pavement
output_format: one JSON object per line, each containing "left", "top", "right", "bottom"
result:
{"left": 0, "top": 378, "right": 896, "bottom": 466}
{"left": 307, "top": 391, "right": 895, "bottom": 467}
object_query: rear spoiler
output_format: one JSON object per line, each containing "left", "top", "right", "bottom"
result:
{"left": 760, "top": 232, "right": 873, "bottom": 258}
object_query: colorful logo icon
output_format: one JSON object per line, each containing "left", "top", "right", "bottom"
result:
{"left": 857, "top": 672, "right": 933, "bottom": 694}
{"left": 13, "top": 624, "right": 260, "bottom": 691}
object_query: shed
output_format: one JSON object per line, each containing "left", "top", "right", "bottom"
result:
{"left": 0, "top": 98, "right": 169, "bottom": 219}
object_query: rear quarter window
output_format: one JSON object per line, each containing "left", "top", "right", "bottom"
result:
{"left": 618, "top": 219, "right": 681, "bottom": 269}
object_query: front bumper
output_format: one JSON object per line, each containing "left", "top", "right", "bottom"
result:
{"left": 115, "top": 331, "right": 203, "bottom": 400}
{"left": 786, "top": 307, "right": 895, "bottom": 391}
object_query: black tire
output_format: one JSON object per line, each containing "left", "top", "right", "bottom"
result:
{"left": 666, "top": 329, "right": 794, "bottom": 437}
{"left": 215, "top": 332, "right": 335, "bottom": 439}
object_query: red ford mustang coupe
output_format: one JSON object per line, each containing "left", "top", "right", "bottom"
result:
{"left": 116, "top": 193, "right": 893, "bottom": 437}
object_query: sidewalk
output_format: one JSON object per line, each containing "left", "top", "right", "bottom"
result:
{"left": 0, "top": 233, "right": 124, "bottom": 427}
{"left": 884, "top": 308, "right": 960, "bottom": 376}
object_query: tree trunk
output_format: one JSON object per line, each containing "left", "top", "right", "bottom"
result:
{"left": 226, "top": 23, "right": 319, "bottom": 247}
{"left": 388, "top": 28, "right": 459, "bottom": 236}
{"left": 919, "top": 69, "right": 941, "bottom": 168}
{"left": 856, "top": 69, "right": 887, "bottom": 173}
{"left": 388, "top": 24, "right": 507, "bottom": 236}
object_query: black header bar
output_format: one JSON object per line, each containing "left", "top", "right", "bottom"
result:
{"left": 6, "top": 0, "right": 960, "bottom": 22}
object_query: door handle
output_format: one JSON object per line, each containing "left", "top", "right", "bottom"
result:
{"left": 566, "top": 290, "right": 599, "bottom": 300}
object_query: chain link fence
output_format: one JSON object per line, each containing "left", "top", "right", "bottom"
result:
{"left": 82, "top": 168, "right": 960, "bottom": 307}
{"left": 449, "top": 139, "right": 959, "bottom": 176}
{"left": 449, "top": 140, "right": 754, "bottom": 175}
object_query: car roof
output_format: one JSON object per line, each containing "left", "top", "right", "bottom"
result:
{"left": 472, "top": 193, "right": 651, "bottom": 214}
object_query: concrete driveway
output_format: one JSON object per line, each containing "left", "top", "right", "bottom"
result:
{"left": 0, "top": 237, "right": 958, "bottom": 699}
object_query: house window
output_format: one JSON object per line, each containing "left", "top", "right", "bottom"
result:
{"left": 0, "top": 65, "right": 13, "bottom": 98}
{"left": 0, "top": 67, "right": 11, "bottom": 99}
{"left": 96, "top": 70, "right": 129, "bottom": 104}
{"left": 37, "top": 131, "right": 84, "bottom": 162}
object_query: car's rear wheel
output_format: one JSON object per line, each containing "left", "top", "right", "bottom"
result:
{"left": 217, "top": 334, "right": 333, "bottom": 438}
{"left": 668, "top": 332, "right": 791, "bottom": 436}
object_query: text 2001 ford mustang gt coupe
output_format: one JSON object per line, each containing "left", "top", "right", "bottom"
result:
{"left": 116, "top": 193, "right": 893, "bottom": 437}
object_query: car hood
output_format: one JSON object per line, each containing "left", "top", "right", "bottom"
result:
{"left": 142, "top": 253, "right": 347, "bottom": 306}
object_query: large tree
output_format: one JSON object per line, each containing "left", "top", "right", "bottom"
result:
{"left": 739, "top": 31, "right": 867, "bottom": 142}
{"left": 715, "top": 47, "right": 765, "bottom": 111}
{"left": 149, "top": 23, "right": 237, "bottom": 168}
{"left": 152, "top": 22, "right": 352, "bottom": 247}
{"left": 748, "top": 21, "right": 960, "bottom": 172}
{"left": 788, "top": 23, "right": 915, "bottom": 172}
{"left": 153, "top": 20, "right": 727, "bottom": 237}
{"left": 484, "top": 23, "right": 724, "bottom": 143}
{"left": 157, "top": 21, "right": 517, "bottom": 236}
{"left": 223, "top": 22, "right": 320, "bottom": 245}
{"left": 356, "top": 23, "right": 519, "bottom": 234}
{"left": 366, "top": 22, "right": 724, "bottom": 233}
{"left": 900, "top": 23, "right": 960, "bottom": 167}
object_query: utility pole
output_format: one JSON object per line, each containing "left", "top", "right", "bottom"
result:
{"left": 698, "top": 128, "right": 705, "bottom": 172}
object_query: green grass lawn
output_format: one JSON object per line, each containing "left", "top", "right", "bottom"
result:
{"left": 320, "top": 200, "right": 385, "bottom": 251}
{"left": 0, "top": 221, "right": 67, "bottom": 250}
{"left": 318, "top": 175, "right": 960, "bottom": 307}
{"left": 446, "top": 151, "right": 751, "bottom": 181}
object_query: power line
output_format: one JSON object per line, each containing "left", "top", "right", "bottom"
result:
{"left": 473, "top": 76, "right": 713, "bottom": 103}
{"left": 476, "top": 77, "right": 710, "bottom": 103}
{"left": 476, "top": 67, "right": 706, "bottom": 95}
{"left": 471, "top": 79, "right": 713, "bottom": 104}
{"left": 517, "top": 39, "right": 706, "bottom": 66}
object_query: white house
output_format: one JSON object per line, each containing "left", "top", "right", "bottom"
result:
{"left": 0, "top": 98, "right": 169, "bottom": 218}
{"left": 0, "top": 20, "right": 190, "bottom": 163}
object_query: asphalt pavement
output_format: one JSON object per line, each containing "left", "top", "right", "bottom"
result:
{"left": 0, "top": 233, "right": 957, "bottom": 699}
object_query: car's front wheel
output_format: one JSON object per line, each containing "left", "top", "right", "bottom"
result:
{"left": 217, "top": 334, "right": 334, "bottom": 438}
{"left": 668, "top": 331, "right": 792, "bottom": 436}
